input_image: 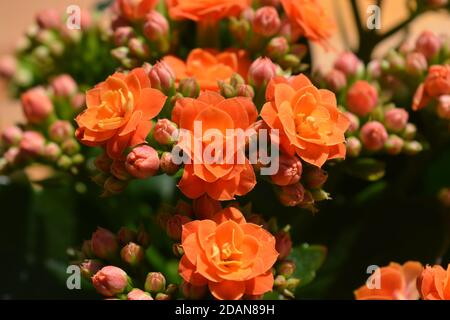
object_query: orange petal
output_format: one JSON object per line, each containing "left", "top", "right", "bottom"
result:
{"left": 129, "top": 120, "right": 152, "bottom": 147}
{"left": 235, "top": 161, "right": 256, "bottom": 197}
{"left": 209, "top": 280, "right": 246, "bottom": 300}
{"left": 197, "top": 91, "right": 225, "bottom": 105}
{"left": 135, "top": 88, "right": 167, "bottom": 120}
{"left": 118, "top": 110, "right": 142, "bottom": 137}
{"left": 179, "top": 255, "right": 208, "bottom": 286}
{"left": 274, "top": 83, "right": 296, "bottom": 107}
{"left": 178, "top": 164, "right": 207, "bottom": 199}
{"left": 213, "top": 207, "right": 246, "bottom": 224}
{"left": 245, "top": 271, "right": 274, "bottom": 296}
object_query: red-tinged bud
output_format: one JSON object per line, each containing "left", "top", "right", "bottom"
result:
{"left": 219, "top": 81, "right": 236, "bottom": 98}
{"left": 120, "top": 242, "right": 144, "bottom": 266}
{"left": 0, "top": 55, "right": 17, "bottom": 79}
{"left": 437, "top": 95, "right": 450, "bottom": 120}
{"left": 402, "top": 123, "right": 417, "bottom": 140}
{"left": 92, "top": 266, "right": 128, "bottom": 297}
{"left": 384, "top": 108, "right": 409, "bottom": 132}
{"left": 229, "top": 17, "right": 251, "bottom": 43}
{"left": 43, "top": 142, "right": 61, "bottom": 161}
{"left": 145, "top": 272, "right": 166, "bottom": 294}
{"left": 114, "top": 26, "right": 135, "bottom": 46}
{"left": 95, "top": 153, "right": 113, "bottom": 174}
{"left": 117, "top": 227, "right": 137, "bottom": 244}
{"left": 51, "top": 74, "right": 77, "bottom": 97}
{"left": 166, "top": 283, "right": 178, "bottom": 297}
{"left": 367, "top": 60, "right": 382, "bottom": 79}
{"left": 248, "top": 57, "right": 277, "bottom": 88}
{"left": 325, "top": 69, "right": 347, "bottom": 92}
{"left": 128, "top": 38, "right": 149, "bottom": 58}
{"left": 278, "top": 183, "right": 305, "bottom": 207}
{"left": 137, "top": 226, "right": 151, "bottom": 248}
{"left": 149, "top": 61, "right": 175, "bottom": 93}
{"left": 302, "top": 166, "right": 328, "bottom": 189}
{"left": 416, "top": 30, "right": 442, "bottom": 59}
{"left": 384, "top": 135, "right": 404, "bottom": 155}
{"left": 21, "top": 87, "right": 53, "bottom": 124}
{"left": 126, "top": 145, "right": 159, "bottom": 179}
{"left": 180, "top": 281, "right": 207, "bottom": 300}
{"left": 153, "top": 119, "right": 178, "bottom": 145}
{"left": 155, "top": 293, "right": 170, "bottom": 300}
{"left": 166, "top": 214, "right": 191, "bottom": 240}
{"left": 406, "top": 52, "right": 428, "bottom": 75}
{"left": 175, "top": 200, "right": 193, "bottom": 217}
{"left": 19, "top": 131, "right": 45, "bottom": 157}
{"left": 346, "top": 136, "right": 362, "bottom": 157}
{"left": 334, "top": 52, "right": 362, "bottom": 76}
{"left": 403, "top": 140, "right": 423, "bottom": 155}
{"left": 82, "top": 240, "right": 94, "bottom": 258}
{"left": 111, "top": 160, "right": 131, "bottom": 181}
{"left": 49, "top": 120, "right": 74, "bottom": 143}
{"left": 143, "top": 11, "right": 169, "bottom": 41}
{"left": 193, "top": 194, "right": 222, "bottom": 220}
{"left": 275, "top": 231, "right": 292, "bottom": 260}
{"left": 346, "top": 81, "right": 378, "bottom": 117}
{"left": 271, "top": 154, "right": 302, "bottom": 186}
{"left": 277, "top": 260, "right": 296, "bottom": 277}
{"left": 236, "top": 84, "right": 255, "bottom": 98}
{"left": 160, "top": 152, "right": 180, "bottom": 175}
{"left": 61, "top": 138, "right": 80, "bottom": 155}
{"left": 230, "top": 73, "right": 245, "bottom": 88}
{"left": 360, "top": 121, "right": 388, "bottom": 151}
{"left": 1, "top": 126, "right": 22, "bottom": 147}
{"left": 266, "top": 37, "right": 289, "bottom": 59}
{"left": 103, "top": 176, "right": 128, "bottom": 195}
{"left": 253, "top": 6, "right": 281, "bottom": 37}
{"left": 71, "top": 93, "right": 85, "bottom": 111}
{"left": 91, "top": 227, "right": 119, "bottom": 259}
{"left": 178, "top": 78, "right": 200, "bottom": 98}
{"left": 36, "top": 9, "right": 60, "bottom": 29}
{"left": 344, "top": 112, "right": 360, "bottom": 133}
{"left": 127, "top": 288, "right": 153, "bottom": 300}
{"left": 80, "top": 259, "right": 103, "bottom": 278}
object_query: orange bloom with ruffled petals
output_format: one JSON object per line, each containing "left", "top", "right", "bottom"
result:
{"left": 281, "top": 0, "right": 335, "bottom": 47}
{"left": 163, "top": 48, "right": 250, "bottom": 92}
{"left": 354, "top": 261, "right": 423, "bottom": 300}
{"left": 75, "top": 68, "right": 167, "bottom": 159}
{"left": 418, "top": 264, "right": 450, "bottom": 300}
{"left": 261, "top": 74, "right": 350, "bottom": 168}
{"left": 117, "top": 0, "right": 158, "bottom": 21}
{"left": 413, "top": 65, "right": 450, "bottom": 110}
{"left": 172, "top": 91, "right": 257, "bottom": 201}
{"left": 179, "top": 207, "right": 278, "bottom": 300}
{"left": 167, "top": 0, "right": 251, "bottom": 22}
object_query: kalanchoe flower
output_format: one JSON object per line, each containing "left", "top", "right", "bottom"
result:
{"left": 92, "top": 266, "right": 129, "bottom": 297}
{"left": 153, "top": 119, "right": 178, "bottom": 145}
{"left": 278, "top": 183, "right": 305, "bottom": 207}
{"left": 248, "top": 57, "right": 277, "bottom": 88}
{"left": 143, "top": 11, "right": 169, "bottom": 41}
{"left": 384, "top": 108, "right": 409, "bottom": 133}
{"left": 51, "top": 74, "right": 77, "bottom": 97}
{"left": 360, "top": 121, "right": 388, "bottom": 151}
{"left": 145, "top": 272, "right": 166, "bottom": 294}
{"left": 346, "top": 81, "right": 378, "bottom": 117}
{"left": 270, "top": 154, "right": 302, "bottom": 186}
{"left": 1, "top": 126, "right": 23, "bottom": 147}
{"left": 125, "top": 145, "right": 160, "bottom": 179}
{"left": 118, "top": 0, "right": 159, "bottom": 21}
{"left": 0, "top": 55, "right": 17, "bottom": 79}
{"left": 128, "top": 38, "right": 150, "bottom": 59}
{"left": 178, "top": 78, "right": 200, "bottom": 98}
{"left": 91, "top": 227, "right": 119, "bottom": 259}
{"left": 19, "top": 131, "right": 45, "bottom": 157}
{"left": 406, "top": 52, "right": 428, "bottom": 75}
{"left": 415, "top": 30, "right": 442, "bottom": 59}
{"left": 127, "top": 288, "right": 153, "bottom": 300}
{"left": 149, "top": 61, "right": 176, "bottom": 93}
{"left": 36, "top": 9, "right": 61, "bottom": 29}
{"left": 160, "top": 152, "right": 180, "bottom": 175}
{"left": 21, "top": 87, "right": 53, "bottom": 124}
{"left": 418, "top": 264, "right": 450, "bottom": 300}
{"left": 49, "top": 120, "right": 74, "bottom": 143}
{"left": 120, "top": 242, "right": 144, "bottom": 266}
{"left": 252, "top": 6, "right": 281, "bottom": 37}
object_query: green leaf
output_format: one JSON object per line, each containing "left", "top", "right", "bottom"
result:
{"left": 345, "top": 158, "right": 386, "bottom": 181}
{"left": 289, "top": 244, "right": 327, "bottom": 290}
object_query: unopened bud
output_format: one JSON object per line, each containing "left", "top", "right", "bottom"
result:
{"left": 302, "top": 166, "right": 328, "bottom": 189}
{"left": 103, "top": 177, "right": 128, "bottom": 195}
{"left": 91, "top": 227, "right": 119, "bottom": 259}
{"left": 275, "top": 230, "right": 292, "bottom": 260}
{"left": 153, "top": 119, "right": 178, "bottom": 145}
{"left": 384, "top": 135, "right": 404, "bottom": 155}
{"left": 277, "top": 261, "right": 296, "bottom": 277}
{"left": 127, "top": 288, "right": 153, "bottom": 300}
{"left": 218, "top": 81, "right": 236, "bottom": 98}
{"left": 145, "top": 272, "right": 166, "bottom": 294}
{"left": 126, "top": 145, "right": 160, "bottom": 179}
{"left": 278, "top": 183, "right": 305, "bottom": 207}
{"left": 80, "top": 259, "right": 103, "bottom": 278}
{"left": 236, "top": 84, "right": 255, "bottom": 98}
{"left": 95, "top": 153, "right": 113, "bottom": 173}
{"left": 166, "top": 214, "right": 191, "bottom": 240}
{"left": 160, "top": 152, "right": 180, "bottom": 175}
{"left": 403, "top": 140, "right": 423, "bottom": 155}
{"left": 61, "top": 139, "right": 80, "bottom": 155}
{"left": 120, "top": 242, "right": 144, "bottom": 266}
{"left": 143, "top": 11, "right": 169, "bottom": 41}
{"left": 92, "top": 266, "right": 128, "bottom": 297}
{"left": 248, "top": 57, "right": 277, "bottom": 88}
{"left": 111, "top": 160, "right": 131, "bottom": 181}
{"left": 149, "top": 61, "right": 175, "bottom": 94}
{"left": 178, "top": 78, "right": 200, "bottom": 98}
{"left": 43, "top": 142, "right": 61, "bottom": 161}
{"left": 253, "top": 6, "right": 281, "bottom": 37}
{"left": 402, "top": 123, "right": 417, "bottom": 140}
{"left": 49, "top": 120, "right": 74, "bottom": 143}
{"left": 1, "top": 126, "right": 23, "bottom": 147}
{"left": 266, "top": 37, "right": 289, "bottom": 59}
{"left": 117, "top": 227, "right": 137, "bottom": 244}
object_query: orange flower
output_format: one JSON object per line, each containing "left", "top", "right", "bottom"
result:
{"left": 354, "top": 261, "right": 423, "bottom": 300}
{"left": 261, "top": 74, "right": 350, "bottom": 168}
{"left": 117, "top": 0, "right": 158, "bottom": 21}
{"left": 413, "top": 65, "right": 450, "bottom": 110}
{"left": 167, "top": 0, "right": 251, "bottom": 22}
{"left": 418, "top": 264, "right": 450, "bottom": 300}
{"left": 163, "top": 48, "right": 250, "bottom": 92}
{"left": 75, "top": 68, "right": 167, "bottom": 159}
{"left": 172, "top": 91, "right": 257, "bottom": 201}
{"left": 281, "top": 0, "right": 335, "bottom": 46}
{"left": 179, "top": 207, "right": 278, "bottom": 300}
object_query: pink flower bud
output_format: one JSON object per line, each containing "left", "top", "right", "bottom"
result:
{"left": 117, "top": 227, "right": 137, "bottom": 244}
{"left": 403, "top": 140, "right": 423, "bottom": 155}
{"left": 384, "top": 135, "right": 404, "bottom": 155}
{"left": 149, "top": 61, "right": 175, "bottom": 93}
{"left": 0, "top": 55, "right": 17, "bottom": 79}
{"left": 113, "top": 26, "right": 135, "bottom": 46}
{"left": 193, "top": 194, "right": 222, "bottom": 220}
{"left": 346, "top": 80, "right": 378, "bottom": 117}
{"left": 126, "top": 145, "right": 160, "bottom": 179}
{"left": 403, "top": 123, "right": 417, "bottom": 140}
{"left": 153, "top": 119, "right": 178, "bottom": 145}
{"left": 1, "top": 126, "right": 22, "bottom": 147}
{"left": 160, "top": 152, "right": 180, "bottom": 175}
{"left": 236, "top": 84, "right": 255, "bottom": 98}
{"left": 325, "top": 69, "right": 347, "bottom": 92}
{"left": 346, "top": 137, "right": 362, "bottom": 157}
{"left": 36, "top": 9, "right": 60, "bottom": 29}
{"left": 71, "top": 93, "right": 86, "bottom": 111}
{"left": 111, "top": 160, "right": 131, "bottom": 181}
{"left": 127, "top": 288, "right": 153, "bottom": 300}
{"left": 248, "top": 57, "right": 277, "bottom": 88}
{"left": 334, "top": 52, "right": 362, "bottom": 76}
{"left": 92, "top": 266, "right": 128, "bottom": 297}
{"left": 277, "top": 261, "right": 296, "bottom": 277}
{"left": 253, "top": 6, "right": 281, "bottom": 37}
{"left": 80, "top": 259, "right": 103, "bottom": 278}
{"left": 302, "top": 166, "right": 328, "bottom": 189}
{"left": 275, "top": 231, "right": 292, "bottom": 260}
{"left": 43, "top": 142, "right": 61, "bottom": 161}
{"left": 128, "top": 38, "right": 149, "bottom": 58}
{"left": 19, "top": 131, "right": 45, "bottom": 156}
{"left": 144, "top": 272, "right": 166, "bottom": 294}
{"left": 406, "top": 52, "right": 428, "bottom": 75}
{"left": 344, "top": 112, "right": 360, "bottom": 133}
{"left": 278, "top": 183, "right": 305, "bottom": 207}
{"left": 4, "top": 147, "right": 21, "bottom": 165}
{"left": 360, "top": 121, "right": 388, "bottom": 151}
{"left": 178, "top": 78, "right": 200, "bottom": 98}
{"left": 21, "top": 87, "right": 53, "bottom": 124}
{"left": 266, "top": 37, "right": 289, "bottom": 59}
{"left": 120, "top": 242, "right": 144, "bottom": 266}
{"left": 367, "top": 60, "right": 382, "bottom": 79}
{"left": 437, "top": 95, "right": 450, "bottom": 120}
{"left": 95, "top": 153, "right": 113, "bottom": 173}
{"left": 91, "top": 227, "right": 119, "bottom": 259}
{"left": 384, "top": 108, "right": 409, "bottom": 132}
{"left": 61, "top": 138, "right": 80, "bottom": 155}
{"left": 51, "top": 74, "right": 77, "bottom": 97}
{"left": 166, "top": 214, "right": 191, "bottom": 240}
{"left": 270, "top": 154, "right": 302, "bottom": 186}
{"left": 143, "top": 11, "right": 169, "bottom": 41}
{"left": 49, "top": 120, "right": 74, "bottom": 143}
{"left": 416, "top": 30, "right": 442, "bottom": 59}
{"left": 180, "top": 281, "right": 207, "bottom": 300}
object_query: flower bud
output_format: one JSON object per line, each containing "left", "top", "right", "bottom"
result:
{"left": 49, "top": 120, "right": 74, "bottom": 143}
{"left": 403, "top": 140, "right": 423, "bottom": 155}
{"left": 384, "top": 135, "right": 404, "bottom": 155}
{"left": 153, "top": 119, "right": 178, "bottom": 145}
{"left": 113, "top": 26, "right": 135, "bottom": 46}
{"left": 437, "top": 95, "right": 450, "bottom": 120}
{"left": 21, "top": 87, "right": 53, "bottom": 124}
{"left": 178, "top": 77, "right": 200, "bottom": 98}
{"left": 94, "top": 153, "right": 113, "bottom": 174}
{"left": 19, "top": 131, "right": 45, "bottom": 157}
{"left": 270, "top": 154, "right": 302, "bottom": 186}
{"left": 278, "top": 183, "right": 305, "bottom": 207}
{"left": 82, "top": 240, "right": 94, "bottom": 258}
{"left": 406, "top": 52, "right": 428, "bottom": 75}
{"left": 126, "top": 145, "right": 160, "bottom": 179}
{"left": 360, "top": 121, "right": 388, "bottom": 151}
{"left": 111, "top": 160, "right": 131, "bottom": 181}
{"left": 266, "top": 37, "right": 289, "bottom": 59}
{"left": 302, "top": 166, "right": 328, "bottom": 189}
{"left": 71, "top": 93, "right": 86, "bottom": 111}
{"left": 367, "top": 60, "right": 382, "bottom": 79}
{"left": 344, "top": 112, "right": 359, "bottom": 134}
{"left": 1, "top": 126, "right": 22, "bottom": 147}
{"left": 416, "top": 30, "right": 442, "bottom": 59}
{"left": 91, "top": 227, "right": 119, "bottom": 259}
{"left": 51, "top": 74, "right": 77, "bottom": 97}
{"left": 346, "top": 81, "right": 378, "bottom": 117}
{"left": 160, "top": 152, "right": 180, "bottom": 175}
{"left": 4, "top": 147, "right": 21, "bottom": 165}
{"left": 236, "top": 84, "right": 255, "bottom": 99}
{"left": 180, "top": 281, "right": 207, "bottom": 300}
{"left": 127, "top": 288, "right": 153, "bottom": 300}
{"left": 149, "top": 61, "right": 175, "bottom": 93}
{"left": 274, "top": 275, "right": 287, "bottom": 289}
{"left": 36, "top": 9, "right": 60, "bottom": 29}
{"left": 103, "top": 176, "right": 128, "bottom": 195}
{"left": 277, "top": 261, "right": 296, "bottom": 277}
{"left": 386, "top": 50, "right": 405, "bottom": 70}
{"left": 143, "top": 11, "right": 169, "bottom": 41}
{"left": 155, "top": 293, "right": 170, "bottom": 300}
{"left": 80, "top": 259, "right": 103, "bottom": 278}
{"left": 61, "top": 138, "right": 80, "bottom": 155}
{"left": 172, "top": 243, "right": 184, "bottom": 257}
{"left": 0, "top": 55, "right": 17, "bottom": 79}
{"left": 248, "top": 57, "right": 277, "bottom": 88}
{"left": 334, "top": 52, "right": 362, "bottom": 76}
{"left": 57, "top": 155, "right": 72, "bottom": 170}
{"left": 229, "top": 17, "right": 250, "bottom": 43}
{"left": 120, "top": 242, "right": 144, "bottom": 266}
{"left": 166, "top": 214, "right": 191, "bottom": 240}
{"left": 128, "top": 38, "right": 149, "bottom": 58}
{"left": 325, "top": 69, "right": 347, "bottom": 92}
{"left": 384, "top": 108, "right": 409, "bottom": 132}
{"left": 247, "top": 214, "right": 269, "bottom": 229}
{"left": 117, "top": 227, "right": 137, "bottom": 244}
{"left": 43, "top": 142, "right": 61, "bottom": 161}
{"left": 145, "top": 272, "right": 166, "bottom": 294}
{"left": 286, "top": 278, "right": 301, "bottom": 292}
{"left": 193, "top": 194, "right": 222, "bottom": 220}
{"left": 275, "top": 230, "right": 292, "bottom": 260}
{"left": 253, "top": 6, "right": 281, "bottom": 37}
{"left": 218, "top": 81, "right": 236, "bottom": 98}
{"left": 92, "top": 266, "right": 128, "bottom": 297}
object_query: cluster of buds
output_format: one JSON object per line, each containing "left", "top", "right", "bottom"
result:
{"left": 218, "top": 73, "right": 255, "bottom": 99}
